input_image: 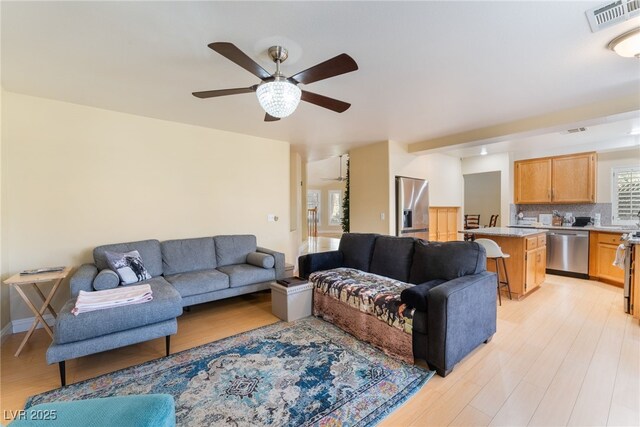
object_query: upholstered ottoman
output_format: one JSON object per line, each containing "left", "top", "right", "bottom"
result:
{"left": 9, "top": 394, "right": 175, "bottom": 427}
{"left": 46, "top": 279, "right": 182, "bottom": 386}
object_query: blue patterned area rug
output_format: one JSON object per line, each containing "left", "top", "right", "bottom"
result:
{"left": 27, "top": 317, "right": 433, "bottom": 426}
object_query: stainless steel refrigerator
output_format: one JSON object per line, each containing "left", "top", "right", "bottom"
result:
{"left": 396, "top": 176, "right": 429, "bottom": 239}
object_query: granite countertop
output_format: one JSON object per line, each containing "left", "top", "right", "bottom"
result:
{"left": 509, "top": 224, "right": 640, "bottom": 234}
{"left": 459, "top": 227, "right": 545, "bottom": 238}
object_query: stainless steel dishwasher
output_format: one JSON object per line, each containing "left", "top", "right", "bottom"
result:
{"left": 546, "top": 229, "right": 590, "bottom": 278}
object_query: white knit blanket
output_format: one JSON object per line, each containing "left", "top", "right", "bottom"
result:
{"left": 72, "top": 284, "right": 153, "bottom": 316}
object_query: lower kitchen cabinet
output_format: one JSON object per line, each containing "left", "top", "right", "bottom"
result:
{"left": 589, "top": 231, "right": 625, "bottom": 287}
{"left": 473, "top": 231, "right": 547, "bottom": 300}
{"left": 525, "top": 235, "right": 546, "bottom": 293}
{"left": 429, "top": 207, "right": 459, "bottom": 242}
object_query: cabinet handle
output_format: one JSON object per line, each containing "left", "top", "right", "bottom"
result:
{"left": 551, "top": 188, "right": 554, "bottom": 200}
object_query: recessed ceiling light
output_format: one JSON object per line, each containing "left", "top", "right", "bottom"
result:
{"left": 480, "top": 147, "right": 488, "bottom": 156}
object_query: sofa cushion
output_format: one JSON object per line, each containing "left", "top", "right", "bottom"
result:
{"left": 94, "top": 240, "right": 163, "bottom": 278}
{"left": 338, "top": 233, "right": 378, "bottom": 272}
{"left": 54, "top": 277, "right": 182, "bottom": 345}
{"left": 409, "top": 240, "right": 486, "bottom": 284}
{"left": 92, "top": 269, "right": 120, "bottom": 291}
{"left": 369, "top": 236, "right": 415, "bottom": 282}
{"left": 400, "top": 279, "right": 446, "bottom": 311}
{"left": 216, "top": 264, "right": 275, "bottom": 288}
{"left": 214, "top": 235, "right": 257, "bottom": 267}
{"left": 104, "top": 250, "right": 152, "bottom": 285}
{"left": 161, "top": 237, "right": 216, "bottom": 275}
{"left": 164, "top": 269, "right": 229, "bottom": 298}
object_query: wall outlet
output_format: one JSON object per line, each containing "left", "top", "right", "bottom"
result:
{"left": 267, "top": 214, "right": 278, "bottom": 222}
{"left": 380, "top": 213, "right": 385, "bottom": 220}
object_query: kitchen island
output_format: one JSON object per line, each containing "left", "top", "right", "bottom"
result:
{"left": 461, "top": 227, "right": 547, "bottom": 300}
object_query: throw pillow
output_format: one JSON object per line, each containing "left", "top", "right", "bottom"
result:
{"left": 104, "top": 250, "right": 152, "bottom": 285}
{"left": 92, "top": 269, "right": 120, "bottom": 291}
{"left": 246, "top": 252, "right": 275, "bottom": 269}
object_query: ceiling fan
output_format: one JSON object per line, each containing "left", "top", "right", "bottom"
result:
{"left": 322, "top": 155, "right": 347, "bottom": 182}
{"left": 192, "top": 42, "right": 358, "bottom": 121}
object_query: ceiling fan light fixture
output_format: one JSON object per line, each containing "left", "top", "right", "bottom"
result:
{"left": 607, "top": 27, "right": 640, "bottom": 58}
{"left": 256, "top": 77, "right": 301, "bottom": 118}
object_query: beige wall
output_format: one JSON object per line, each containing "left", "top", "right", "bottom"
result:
{"left": 596, "top": 148, "right": 640, "bottom": 203}
{"left": 461, "top": 152, "right": 512, "bottom": 224}
{"left": 350, "top": 140, "right": 464, "bottom": 236}
{"left": 2, "top": 91, "right": 290, "bottom": 323}
{"left": 464, "top": 171, "right": 501, "bottom": 226}
{"left": 301, "top": 161, "right": 308, "bottom": 241}
{"left": 0, "top": 88, "right": 8, "bottom": 332}
{"left": 288, "top": 151, "right": 304, "bottom": 262}
{"left": 350, "top": 141, "right": 390, "bottom": 234}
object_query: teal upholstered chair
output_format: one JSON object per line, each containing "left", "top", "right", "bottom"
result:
{"left": 9, "top": 394, "right": 175, "bottom": 427}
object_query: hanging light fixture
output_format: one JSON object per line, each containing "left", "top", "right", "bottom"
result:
{"left": 607, "top": 27, "right": 640, "bottom": 58}
{"left": 256, "top": 77, "right": 301, "bottom": 118}
{"left": 255, "top": 46, "right": 302, "bottom": 118}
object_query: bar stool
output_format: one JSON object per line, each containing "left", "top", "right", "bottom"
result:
{"left": 474, "top": 238, "right": 512, "bottom": 305}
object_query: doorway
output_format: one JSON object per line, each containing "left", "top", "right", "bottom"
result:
{"left": 463, "top": 171, "right": 501, "bottom": 227}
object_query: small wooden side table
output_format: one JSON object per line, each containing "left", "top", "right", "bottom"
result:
{"left": 3, "top": 267, "right": 71, "bottom": 356}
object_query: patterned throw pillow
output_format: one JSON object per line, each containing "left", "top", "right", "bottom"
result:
{"left": 104, "top": 250, "right": 152, "bottom": 285}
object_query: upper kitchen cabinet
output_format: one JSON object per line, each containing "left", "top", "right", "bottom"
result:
{"left": 514, "top": 158, "right": 552, "bottom": 203}
{"left": 514, "top": 152, "right": 596, "bottom": 204}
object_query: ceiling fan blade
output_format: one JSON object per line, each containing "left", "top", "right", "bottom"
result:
{"left": 208, "top": 42, "right": 272, "bottom": 80}
{"left": 192, "top": 86, "right": 257, "bottom": 99}
{"left": 301, "top": 90, "right": 351, "bottom": 113}
{"left": 264, "top": 113, "right": 280, "bottom": 122}
{"left": 289, "top": 53, "right": 358, "bottom": 85}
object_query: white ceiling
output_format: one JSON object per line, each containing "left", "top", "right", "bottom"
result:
{"left": 307, "top": 155, "right": 349, "bottom": 187}
{"left": 442, "top": 115, "right": 640, "bottom": 159}
{"left": 2, "top": 1, "right": 639, "bottom": 160}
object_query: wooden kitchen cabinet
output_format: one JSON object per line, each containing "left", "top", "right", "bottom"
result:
{"left": 429, "top": 207, "right": 459, "bottom": 242}
{"left": 514, "top": 158, "right": 552, "bottom": 203}
{"left": 514, "top": 152, "right": 596, "bottom": 204}
{"left": 525, "top": 236, "right": 546, "bottom": 293}
{"left": 589, "top": 231, "right": 624, "bottom": 287}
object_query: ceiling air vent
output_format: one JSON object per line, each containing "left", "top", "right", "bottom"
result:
{"left": 563, "top": 127, "right": 588, "bottom": 134}
{"left": 586, "top": 0, "right": 640, "bottom": 32}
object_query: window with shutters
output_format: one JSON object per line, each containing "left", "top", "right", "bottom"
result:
{"left": 612, "top": 166, "right": 640, "bottom": 225}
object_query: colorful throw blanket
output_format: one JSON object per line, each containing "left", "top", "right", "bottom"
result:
{"left": 309, "top": 268, "right": 415, "bottom": 334}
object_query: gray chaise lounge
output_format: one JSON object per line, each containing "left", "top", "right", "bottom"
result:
{"left": 48, "top": 234, "right": 285, "bottom": 386}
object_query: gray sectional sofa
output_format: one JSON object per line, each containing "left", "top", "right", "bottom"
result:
{"left": 299, "top": 233, "right": 497, "bottom": 377}
{"left": 48, "top": 234, "right": 285, "bottom": 386}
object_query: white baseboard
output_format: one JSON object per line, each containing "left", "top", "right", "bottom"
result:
{"left": 11, "top": 314, "right": 55, "bottom": 334}
{"left": 0, "top": 322, "right": 12, "bottom": 345}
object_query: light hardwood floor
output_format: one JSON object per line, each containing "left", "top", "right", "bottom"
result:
{"left": 1, "top": 274, "right": 638, "bottom": 426}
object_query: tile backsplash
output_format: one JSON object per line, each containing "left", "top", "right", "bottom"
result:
{"left": 510, "top": 203, "right": 612, "bottom": 225}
